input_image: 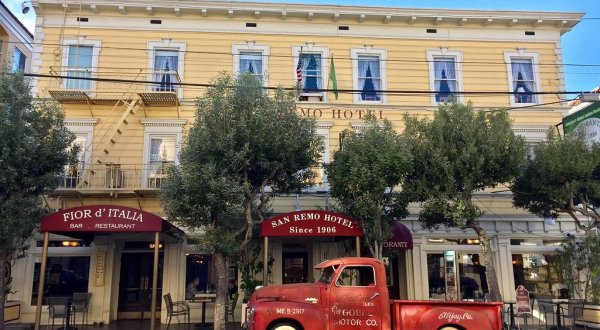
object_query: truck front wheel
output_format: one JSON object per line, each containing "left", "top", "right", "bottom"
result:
{"left": 439, "top": 326, "right": 463, "bottom": 330}
{"left": 269, "top": 322, "right": 300, "bottom": 330}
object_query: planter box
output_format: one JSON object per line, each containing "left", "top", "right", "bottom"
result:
{"left": 4, "top": 301, "right": 20, "bottom": 323}
{"left": 577, "top": 304, "right": 600, "bottom": 329}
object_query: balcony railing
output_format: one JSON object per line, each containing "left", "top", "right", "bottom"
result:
{"left": 55, "top": 163, "right": 172, "bottom": 192}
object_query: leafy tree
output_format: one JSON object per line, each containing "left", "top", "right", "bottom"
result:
{"left": 326, "top": 113, "right": 412, "bottom": 259}
{"left": 402, "top": 101, "right": 527, "bottom": 301}
{"left": 556, "top": 234, "right": 600, "bottom": 304}
{"left": 512, "top": 129, "right": 600, "bottom": 233}
{"left": 0, "top": 71, "right": 77, "bottom": 327}
{"left": 160, "top": 73, "right": 321, "bottom": 330}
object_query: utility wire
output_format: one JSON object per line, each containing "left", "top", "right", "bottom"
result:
{"left": 19, "top": 72, "right": 585, "bottom": 97}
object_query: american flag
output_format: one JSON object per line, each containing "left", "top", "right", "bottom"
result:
{"left": 296, "top": 47, "right": 303, "bottom": 88}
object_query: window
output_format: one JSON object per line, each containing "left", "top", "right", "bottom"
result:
{"left": 427, "top": 252, "right": 488, "bottom": 300}
{"left": 352, "top": 47, "right": 387, "bottom": 103}
{"left": 141, "top": 119, "right": 185, "bottom": 188}
{"left": 233, "top": 44, "right": 269, "bottom": 86}
{"left": 427, "top": 49, "right": 463, "bottom": 104}
{"left": 153, "top": 49, "right": 178, "bottom": 92}
{"left": 513, "top": 253, "right": 562, "bottom": 296}
{"left": 61, "top": 39, "right": 101, "bottom": 94}
{"left": 31, "top": 256, "right": 90, "bottom": 305}
{"left": 66, "top": 45, "right": 93, "bottom": 90}
{"left": 148, "top": 40, "right": 186, "bottom": 98}
{"left": 63, "top": 118, "right": 96, "bottom": 188}
{"left": 12, "top": 48, "right": 26, "bottom": 72}
{"left": 293, "top": 45, "right": 329, "bottom": 101}
{"left": 505, "top": 51, "right": 542, "bottom": 105}
{"left": 335, "top": 266, "right": 375, "bottom": 287}
{"left": 309, "top": 122, "right": 332, "bottom": 191}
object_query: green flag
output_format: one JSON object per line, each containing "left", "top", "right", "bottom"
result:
{"left": 329, "top": 55, "right": 338, "bottom": 100}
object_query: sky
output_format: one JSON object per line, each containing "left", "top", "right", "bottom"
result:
{"left": 4, "top": 0, "right": 600, "bottom": 94}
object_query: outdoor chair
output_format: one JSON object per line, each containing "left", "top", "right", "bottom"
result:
{"left": 163, "top": 293, "right": 190, "bottom": 329}
{"left": 537, "top": 301, "right": 556, "bottom": 330}
{"left": 226, "top": 293, "right": 238, "bottom": 322}
{"left": 46, "top": 296, "right": 70, "bottom": 329}
{"left": 71, "top": 292, "right": 92, "bottom": 326}
{"left": 561, "top": 299, "right": 587, "bottom": 330}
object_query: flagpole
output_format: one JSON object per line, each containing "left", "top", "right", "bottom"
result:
{"left": 296, "top": 46, "right": 303, "bottom": 100}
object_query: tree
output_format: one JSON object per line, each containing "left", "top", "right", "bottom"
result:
{"left": 0, "top": 71, "right": 77, "bottom": 327}
{"left": 402, "top": 101, "right": 527, "bottom": 301}
{"left": 326, "top": 112, "right": 412, "bottom": 260}
{"left": 160, "top": 73, "right": 322, "bottom": 330}
{"left": 556, "top": 234, "right": 600, "bottom": 304}
{"left": 512, "top": 129, "right": 600, "bottom": 233}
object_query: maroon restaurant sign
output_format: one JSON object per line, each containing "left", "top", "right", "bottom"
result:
{"left": 261, "top": 210, "right": 363, "bottom": 237}
{"left": 41, "top": 205, "right": 163, "bottom": 232}
{"left": 383, "top": 222, "right": 414, "bottom": 250}
{"left": 515, "top": 285, "right": 531, "bottom": 314}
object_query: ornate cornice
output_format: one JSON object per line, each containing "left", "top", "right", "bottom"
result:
{"left": 140, "top": 118, "right": 187, "bottom": 127}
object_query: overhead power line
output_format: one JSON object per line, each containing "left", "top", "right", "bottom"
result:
{"left": 20, "top": 72, "right": 584, "bottom": 97}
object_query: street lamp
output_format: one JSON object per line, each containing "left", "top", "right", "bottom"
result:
{"left": 21, "top": 1, "right": 32, "bottom": 14}
{"left": 579, "top": 92, "right": 600, "bottom": 103}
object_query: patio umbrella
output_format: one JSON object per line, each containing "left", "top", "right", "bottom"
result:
{"left": 437, "top": 69, "right": 451, "bottom": 102}
{"left": 303, "top": 54, "right": 319, "bottom": 92}
{"left": 159, "top": 61, "right": 173, "bottom": 92}
{"left": 361, "top": 66, "right": 380, "bottom": 101}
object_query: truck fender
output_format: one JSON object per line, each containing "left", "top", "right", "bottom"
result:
{"left": 417, "top": 307, "right": 494, "bottom": 330}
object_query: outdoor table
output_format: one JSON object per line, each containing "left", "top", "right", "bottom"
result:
{"left": 550, "top": 299, "right": 569, "bottom": 330}
{"left": 56, "top": 296, "right": 77, "bottom": 330}
{"left": 194, "top": 293, "right": 216, "bottom": 329}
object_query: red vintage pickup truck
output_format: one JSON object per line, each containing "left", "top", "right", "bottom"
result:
{"left": 243, "top": 257, "right": 502, "bottom": 330}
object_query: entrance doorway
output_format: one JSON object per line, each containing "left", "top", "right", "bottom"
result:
{"left": 282, "top": 252, "right": 308, "bottom": 284}
{"left": 117, "top": 251, "right": 164, "bottom": 319}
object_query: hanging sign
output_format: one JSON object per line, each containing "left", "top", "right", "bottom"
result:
{"left": 260, "top": 210, "right": 363, "bottom": 237}
{"left": 41, "top": 205, "right": 163, "bottom": 232}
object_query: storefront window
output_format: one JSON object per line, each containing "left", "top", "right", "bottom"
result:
{"left": 31, "top": 256, "right": 90, "bottom": 305}
{"left": 512, "top": 253, "right": 563, "bottom": 297}
{"left": 185, "top": 254, "right": 213, "bottom": 294}
{"left": 427, "top": 252, "right": 488, "bottom": 300}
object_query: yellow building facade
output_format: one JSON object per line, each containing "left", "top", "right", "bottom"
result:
{"left": 9, "top": 0, "right": 586, "bottom": 326}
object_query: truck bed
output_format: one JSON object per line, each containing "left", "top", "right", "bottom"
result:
{"left": 390, "top": 300, "right": 504, "bottom": 330}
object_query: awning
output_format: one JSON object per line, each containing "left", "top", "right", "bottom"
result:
{"left": 40, "top": 204, "right": 184, "bottom": 239}
{"left": 383, "top": 222, "right": 413, "bottom": 250}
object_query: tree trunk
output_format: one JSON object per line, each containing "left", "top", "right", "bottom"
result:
{"left": 0, "top": 248, "right": 9, "bottom": 330}
{"left": 473, "top": 226, "right": 502, "bottom": 302}
{"left": 212, "top": 253, "right": 229, "bottom": 330}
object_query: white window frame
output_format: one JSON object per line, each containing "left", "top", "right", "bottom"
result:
{"left": 426, "top": 48, "right": 464, "bottom": 105}
{"left": 504, "top": 50, "right": 542, "bottom": 106}
{"left": 61, "top": 38, "right": 102, "bottom": 96}
{"left": 232, "top": 43, "right": 269, "bottom": 87}
{"left": 147, "top": 40, "right": 187, "bottom": 99}
{"left": 292, "top": 45, "right": 329, "bottom": 101}
{"left": 141, "top": 118, "right": 186, "bottom": 188}
{"left": 305, "top": 121, "right": 332, "bottom": 192}
{"left": 352, "top": 47, "right": 387, "bottom": 104}
{"left": 65, "top": 118, "right": 97, "bottom": 172}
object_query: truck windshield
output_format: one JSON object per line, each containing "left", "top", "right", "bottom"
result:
{"left": 317, "top": 266, "right": 336, "bottom": 284}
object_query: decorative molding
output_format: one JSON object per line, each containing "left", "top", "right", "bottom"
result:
{"left": 316, "top": 121, "right": 334, "bottom": 129}
{"left": 140, "top": 118, "right": 187, "bottom": 127}
{"left": 65, "top": 118, "right": 98, "bottom": 126}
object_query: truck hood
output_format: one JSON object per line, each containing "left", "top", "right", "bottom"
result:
{"left": 253, "top": 283, "right": 323, "bottom": 305}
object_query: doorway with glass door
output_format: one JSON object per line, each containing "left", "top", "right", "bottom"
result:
{"left": 117, "top": 247, "right": 164, "bottom": 319}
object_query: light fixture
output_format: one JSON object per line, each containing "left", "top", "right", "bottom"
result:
{"left": 21, "top": 1, "right": 32, "bottom": 14}
{"left": 149, "top": 243, "right": 163, "bottom": 249}
{"left": 61, "top": 240, "right": 81, "bottom": 247}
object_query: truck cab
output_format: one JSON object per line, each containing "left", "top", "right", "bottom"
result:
{"left": 244, "top": 257, "right": 502, "bottom": 330}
